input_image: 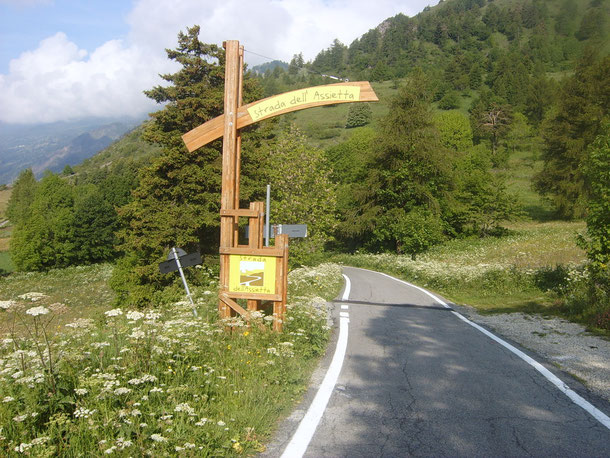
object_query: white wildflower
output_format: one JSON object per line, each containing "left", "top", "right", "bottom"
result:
{"left": 3, "top": 396, "right": 15, "bottom": 402}
{"left": 104, "top": 446, "right": 117, "bottom": 454}
{"left": 174, "top": 402, "right": 195, "bottom": 415}
{"left": 104, "top": 308, "right": 123, "bottom": 317}
{"left": 150, "top": 433, "right": 167, "bottom": 442}
{"left": 74, "top": 388, "right": 88, "bottom": 396}
{"left": 129, "top": 329, "right": 145, "bottom": 339}
{"left": 217, "top": 420, "right": 226, "bottom": 426}
{"left": 18, "top": 292, "right": 47, "bottom": 302}
{"left": 113, "top": 387, "right": 131, "bottom": 396}
{"left": 126, "top": 310, "right": 144, "bottom": 321}
{"left": 0, "top": 300, "right": 14, "bottom": 310}
{"left": 74, "top": 407, "right": 96, "bottom": 418}
{"left": 25, "top": 306, "right": 50, "bottom": 317}
{"left": 195, "top": 418, "right": 208, "bottom": 426}
{"left": 65, "top": 318, "right": 94, "bottom": 329}
{"left": 13, "top": 414, "right": 27, "bottom": 422}
{"left": 14, "top": 442, "right": 32, "bottom": 453}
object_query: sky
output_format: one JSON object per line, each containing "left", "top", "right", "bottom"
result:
{"left": 0, "top": 0, "right": 436, "bottom": 125}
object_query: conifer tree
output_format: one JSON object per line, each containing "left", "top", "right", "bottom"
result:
{"left": 112, "top": 26, "right": 264, "bottom": 305}
{"left": 534, "top": 52, "right": 610, "bottom": 218}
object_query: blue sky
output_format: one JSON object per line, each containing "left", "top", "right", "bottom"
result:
{"left": 0, "top": 0, "right": 436, "bottom": 124}
{"left": 0, "top": 1, "right": 132, "bottom": 74}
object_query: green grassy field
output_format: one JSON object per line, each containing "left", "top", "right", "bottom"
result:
{"left": 332, "top": 220, "right": 586, "bottom": 316}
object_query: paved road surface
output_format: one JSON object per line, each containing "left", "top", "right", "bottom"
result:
{"left": 283, "top": 267, "right": 610, "bottom": 457}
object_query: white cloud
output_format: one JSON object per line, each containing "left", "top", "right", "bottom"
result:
{"left": 0, "top": 0, "right": 435, "bottom": 124}
{"left": 0, "top": 33, "right": 169, "bottom": 123}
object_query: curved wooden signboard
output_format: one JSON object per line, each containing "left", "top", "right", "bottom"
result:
{"left": 182, "top": 81, "right": 379, "bottom": 152}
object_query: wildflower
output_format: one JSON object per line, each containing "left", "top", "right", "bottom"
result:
{"left": 126, "top": 310, "right": 145, "bottom": 321}
{"left": 150, "top": 434, "right": 167, "bottom": 442}
{"left": 104, "top": 308, "right": 123, "bottom": 317}
{"left": 104, "top": 446, "right": 117, "bottom": 454}
{"left": 14, "top": 443, "right": 32, "bottom": 453}
{"left": 25, "top": 306, "right": 50, "bottom": 317}
{"left": 13, "top": 414, "right": 28, "bottom": 422}
{"left": 0, "top": 300, "right": 14, "bottom": 310}
{"left": 113, "top": 387, "right": 132, "bottom": 396}
{"left": 65, "top": 318, "right": 94, "bottom": 329}
{"left": 174, "top": 402, "right": 195, "bottom": 415}
{"left": 184, "top": 443, "right": 196, "bottom": 449}
{"left": 18, "top": 292, "right": 47, "bottom": 302}
{"left": 195, "top": 418, "right": 208, "bottom": 426}
{"left": 217, "top": 420, "right": 226, "bottom": 426}
{"left": 129, "top": 329, "right": 145, "bottom": 339}
{"left": 3, "top": 396, "right": 15, "bottom": 402}
{"left": 74, "top": 388, "right": 88, "bottom": 396}
{"left": 74, "top": 407, "right": 96, "bottom": 418}
{"left": 145, "top": 311, "right": 161, "bottom": 321}
{"left": 149, "top": 387, "right": 163, "bottom": 393}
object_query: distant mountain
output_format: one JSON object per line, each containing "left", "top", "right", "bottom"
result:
{"left": 0, "top": 117, "right": 145, "bottom": 184}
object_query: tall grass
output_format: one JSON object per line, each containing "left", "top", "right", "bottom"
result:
{"left": 332, "top": 221, "right": 589, "bottom": 317}
{"left": 0, "top": 263, "right": 343, "bottom": 456}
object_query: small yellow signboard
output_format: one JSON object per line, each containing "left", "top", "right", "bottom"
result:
{"left": 228, "top": 254, "right": 277, "bottom": 295}
{"left": 247, "top": 86, "right": 361, "bottom": 122}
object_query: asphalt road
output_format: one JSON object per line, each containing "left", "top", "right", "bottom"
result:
{"left": 286, "top": 267, "right": 610, "bottom": 457}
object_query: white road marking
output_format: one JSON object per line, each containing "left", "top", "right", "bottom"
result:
{"left": 363, "top": 268, "right": 610, "bottom": 431}
{"left": 280, "top": 274, "right": 351, "bottom": 457}
{"left": 341, "top": 305, "right": 349, "bottom": 310}
{"left": 341, "top": 273, "right": 351, "bottom": 301}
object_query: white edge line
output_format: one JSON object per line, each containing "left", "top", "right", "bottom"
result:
{"left": 354, "top": 267, "right": 610, "bottom": 430}
{"left": 280, "top": 274, "right": 351, "bottom": 457}
{"left": 341, "top": 273, "right": 351, "bottom": 301}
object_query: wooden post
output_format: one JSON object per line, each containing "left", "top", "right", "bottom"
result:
{"left": 274, "top": 233, "right": 289, "bottom": 332}
{"left": 219, "top": 40, "right": 241, "bottom": 319}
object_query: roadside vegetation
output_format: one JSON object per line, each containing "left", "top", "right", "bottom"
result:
{"left": 0, "top": 262, "right": 343, "bottom": 455}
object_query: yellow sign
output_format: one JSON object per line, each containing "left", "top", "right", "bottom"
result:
{"left": 247, "top": 86, "right": 361, "bottom": 122}
{"left": 228, "top": 255, "right": 277, "bottom": 295}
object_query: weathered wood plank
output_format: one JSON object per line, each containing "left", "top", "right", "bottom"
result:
{"left": 182, "top": 81, "right": 379, "bottom": 152}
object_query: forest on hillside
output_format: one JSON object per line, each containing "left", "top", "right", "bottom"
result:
{"left": 3, "top": 0, "right": 609, "bottom": 321}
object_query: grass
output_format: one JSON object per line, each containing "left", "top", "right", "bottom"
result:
{"left": 0, "top": 262, "right": 344, "bottom": 456}
{"left": 0, "top": 252, "right": 15, "bottom": 275}
{"left": 331, "top": 220, "right": 587, "bottom": 317}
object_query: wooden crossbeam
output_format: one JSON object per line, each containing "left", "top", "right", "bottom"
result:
{"left": 182, "top": 81, "right": 379, "bottom": 152}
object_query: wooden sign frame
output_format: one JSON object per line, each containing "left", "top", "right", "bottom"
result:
{"left": 182, "top": 40, "right": 378, "bottom": 331}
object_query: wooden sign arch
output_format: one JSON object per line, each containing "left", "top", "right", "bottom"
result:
{"left": 181, "top": 40, "right": 378, "bottom": 330}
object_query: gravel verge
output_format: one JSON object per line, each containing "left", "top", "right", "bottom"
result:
{"left": 454, "top": 304, "right": 610, "bottom": 403}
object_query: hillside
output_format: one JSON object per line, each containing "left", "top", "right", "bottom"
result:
{"left": 0, "top": 117, "right": 143, "bottom": 185}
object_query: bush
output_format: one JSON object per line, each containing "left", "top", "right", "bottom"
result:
{"left": 345, "top": 103, "right": 373, "bottom": 128}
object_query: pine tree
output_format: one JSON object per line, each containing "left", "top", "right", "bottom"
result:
{"left": 357, "top": 71, "right": 455, "bottom": 253}
{"left": 112, "top": 26, "right": 265, "bottom": 305}
{"left": 534, "top": 52, "right": 610, "bottom": 218}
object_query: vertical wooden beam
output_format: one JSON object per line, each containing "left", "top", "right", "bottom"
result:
{"left": 233, "top": 45, "right": 244, "bottom": 245}
{"left": 273, "top": 234, "right": 289, "bottom": 332}
{"left": 219, "top": 40, "right": 241, "bottom": 320}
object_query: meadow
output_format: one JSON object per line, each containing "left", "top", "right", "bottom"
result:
{"left": 0, "top": 262, "right": 343, "bottom": 456}
{"left": 332, "top": 220, "right": 589, "bottom": 317}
